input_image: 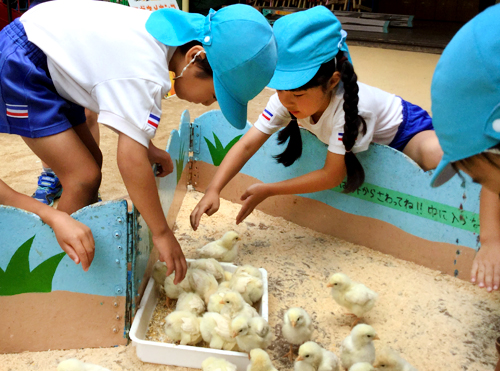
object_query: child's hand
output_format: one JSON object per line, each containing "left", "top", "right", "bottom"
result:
{"left": 48, "top": 211, "right": 95, "bottom": 272}
{"left": 153, "top": 231, "right": 187, "bottom": 284}
{"left": 471, "top": 241, "right": 500, "bottom": 292}
{"left": 236, "top": 183, "right": 270, "bottom": 224}
{"left": 148, "top": 142, "right": 174, "bottom": 177}
{"left": 190, "top": 190, "right": 220, "bottom": 231}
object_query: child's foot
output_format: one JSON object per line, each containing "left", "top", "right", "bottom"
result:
{"left": 32, "top": 171, "right": 62, "bottom": 206}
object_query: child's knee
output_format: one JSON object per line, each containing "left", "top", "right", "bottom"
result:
{"left": 63, "top": 166, "right": 101, "bottom": 195}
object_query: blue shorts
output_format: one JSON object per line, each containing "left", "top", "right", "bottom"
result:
{"left": 388, "top": 99, "right": 434, "bottom": 152}
{"left": 0, "top": 19, "right": 86, "bottom": 138}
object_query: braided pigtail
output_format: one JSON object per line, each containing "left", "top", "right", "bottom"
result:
{"left": 339, "top": 57, "right": 367, "bottom": 193}
{"left": 273, "top": 113, "right": 303, "bottom": 167}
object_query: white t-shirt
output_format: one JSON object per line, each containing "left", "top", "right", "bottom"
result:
{"left": 20, "top": 0, "right": 175, "bottom": 147}
{"left": 254, "top": 82, "right": 403, "bottom": 155}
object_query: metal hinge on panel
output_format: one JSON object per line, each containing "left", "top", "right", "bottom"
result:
{"left": 189, "top": 122, "right": 201, "bottom": 157}
{"left": 123, "top": 209, "right": 136, "bottom": 339}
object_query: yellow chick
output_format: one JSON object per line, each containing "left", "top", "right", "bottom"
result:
{"left": 220, "top": 290, "right": 259, "bottom": 319}
{"left": 57, "top": 359, "right": 110, "bottom": 371}
{"left": 152, "top": 261, "right": 168, "bottom": 286}
{"left": 231, "top": 315, "right": 273, "bottom": 354}
{"left": 175, "top": 292, "right": 206, "bottom": 316}
{"left": 340, "top": 324, "right": 379, "bottom": 370}
{"left": 201, "top": 357, "right": 237, "bottom": 371}
{"left": 189, "top": 268, "right": 219, "bottom": 304}
{"left": 373, "top": 348, "right": 417, "bottom": 371}
{"left": 189, "top": 258, "right": 226, "bottom": 282}
{"left": 207, "top": 286, "right": 234, "bottom": 313}
{"left": 200, "top": 312, "right": 238, "bottom": 351}
{"left": 224, "top": 271, "right": 233, "bottom": 281}
{"left": 247, "top": 349, "right": 278, "bottom": 371}
{"left": 163, "top": 269, "right": 194, "bottom": 307}
{"left": 164, "top": 310, "right": 202, "bottom": 346}
{"left": 295, "top": 341, "right": 340, "bottom": 371}
{"left": 197, "top": 231, "right": 240, "bottom": 262}
{"left": 327, "top": 273, "right": 378, "bottom": 327}
{"left": 230, "top": 269, "right": 264, "bottom": 305}
{"left": 282, "top": 307, "right": 314, "bottom": 361}
{"left": 349, "top": 363, "right": 375, "bottom": 371}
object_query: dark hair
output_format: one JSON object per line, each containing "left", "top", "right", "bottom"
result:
{"left": 452, "top": 142, "right": 500, "bottom": 178}
{"left": 274, "top": 51, "right": 366, "bottom": 193}
{"left": 178, "top": 41, "right": 213, "bottom": 79}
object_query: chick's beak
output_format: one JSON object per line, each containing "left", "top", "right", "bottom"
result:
{"left": 291, "top": 321, "right": 296, "bottom": 328}
{"left": 373, "top": 335, "right": 380, "bottom": 340}
{"left": 232, "top": 332, "right": 237, "bottom": 338}
{"left": 296, "top": 356, "right": 304, "bottom": 362}
{"left": 220, "top": 300, "right": 225, "bottom": 304}
{"left": 326, "top": 283, "right": 332, "bottom": 287}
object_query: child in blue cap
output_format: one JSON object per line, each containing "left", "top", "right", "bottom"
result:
{"left": 431, "top": 4, "right": 500, "bottom": 293}
{"left": 190, "top": 6, "right": 442, "bottom": 229}
{"left": 0, "top": 0, "right": 277, "bottom": 281}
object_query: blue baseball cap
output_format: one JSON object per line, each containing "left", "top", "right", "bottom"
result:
{"left": 268, "top": 6, "right": 350, "bottom": 90}
{"left": 146, "top": 5, "right": 277, "bottom": 129}
{"left": 430, "top": 4, "right": 500, "bottom": 187}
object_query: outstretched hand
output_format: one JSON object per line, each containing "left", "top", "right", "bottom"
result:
{"left": 153, "top": 231, "right": 187, "bottom": 284}
{"left": 236, "top": 183, "right": 270, "bottom": 225}
{"left": 190, "top": 190, "right": 220, "bottom": 231}
{"left": 471, "top": 241, "right": 500, "bottom": 292}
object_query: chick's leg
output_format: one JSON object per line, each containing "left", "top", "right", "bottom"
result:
{"left": 282, "top": 344, "right": 295, "bottom": 361}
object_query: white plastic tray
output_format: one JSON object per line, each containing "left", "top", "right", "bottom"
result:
{"left": 130, "top": 261, "right": 269, "bottom": 370}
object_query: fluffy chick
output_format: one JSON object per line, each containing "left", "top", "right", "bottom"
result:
{"left": 230, "top": 269, "right": 264, "bottom": 305}
{"left": 164, "top": 269, "right": 194, "bottom": 307}
{"left": 207, "top": 286, "right": 234, "bottom": 313}
{"left": 197, "top": 231, "right": 240, "bottom": 262}
{"left": 189, "top": 258, "right": 226, "bottom": 282}
{"left": 164, "top": 310, "right": 202, "bottom": 346}
{"left": 349, "top": 363, "right": 375, "bottom": 371}
{"left": 175, "top": 292, "right": 205, "bottom": 316}
{"left": 220, "top": 290, "right": 259, "bottom": 319}
{"left": 189, "top": 268, "right": 219, "bottom": 304}
{"left": 340, "top": 324, "right": 379, "bottom": 370}
{"left": 247, "top": 349, "right": 278, "bottom": 371}
{"left": 152, "top": 261, "right": 168, "bottom": 286}
{"left": 327, "top": 273, "right": 378, "bottom": 327}
{"left": 201, "top": 357, "right": 237, "bottom": 371}
{"left": 200, "top": 312, "right": 238, "bottom": 351}
{"left": 282, "top": 307, "right": 314, "bottom": 361}
{"left": 57, "top": 359, "right": 110, "bottom": 371}
{"left": 295, "top": 341, "right": 340, "bottom": 371}
{"left": 232, "top": 315, "right": 273, "bottom": 354}
{"left": 373, "top": 348, "right": 417, "bottom": 371}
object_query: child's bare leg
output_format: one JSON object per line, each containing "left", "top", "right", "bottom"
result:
{"left": 403, "top": 130, "right": 443, "bottom": 171}
{"left": 22, "top": 127, "right": 101, "bottom": 214}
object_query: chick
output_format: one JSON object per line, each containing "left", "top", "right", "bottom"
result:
{"left": 373, "top": 348, "right": 417, "bottom": 371}
{"left": 247, "top": 349, "right": 278, "bottom": 371}
{"left": 189, "top": 268, "right": 219, "bottom": 304}
{"left": 224, "top": 271, "right": 233, "bottom": 281}
{"left": 220, "top": 290, "right": 259, "bottom": 319}
{"left": 327, "top": 273, "right": 378, "bottom": 328}
{"left": 349, "top": 363, "right": 375, "bottom": 371}
{"left": 207, "top": 286, "right": 234, "bottom": 313}
{"left": 197, "top": 231, "right": 240, "bottom": 262}
{"left": 201, "top": 357, "right": 237, "bottom": 371}
{"left": 164, "top": 310, "right": 202, "bottom": 346}
{"left": 295, "top": 341, "right": 340, "bottom": 371}
{"left": 232, "top": 315, "right": 273, "bottom": 355}
{"left": 189, "top": 258, "right": 226, "bottom": 282}
{"left": 152, "top": 261, "right": 168, "bottom": 286}
{"left": 230, "top": 269, "right": 264, "bottom": 305}
{"left": 340, "top": 324, "right": 379, "bottom": 370}
{"left": 200, "top": 312, "right": 238, "bottom": 351}
{"left": 234, "top": 264, "right": 263, "bottom": 279}
{"left": 164, "top": 269, "right": 194, "bottom": 307}
{"left": 282, "top": 307, "right": 314, "bottom": 361}
{"left": 57, "top": 359, "right": 110, "bottom": 371}
{"left": 175, "top": 292, "right": 206, "bottom": 316}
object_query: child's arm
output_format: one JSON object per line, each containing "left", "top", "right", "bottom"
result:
{"left": 236, "top": 151, "right": 346, "bottom": 223}
{"left": 190, "top": 127, "right": 271, "bottom": 230}
{"left": 472, "top": 187, "right": 500, "bottom": 291}
{"left": 0, "top": 179, "right": 95, "bottom": 271}
{"left": 117, "top": 133, "right": 187, "bottom": 284}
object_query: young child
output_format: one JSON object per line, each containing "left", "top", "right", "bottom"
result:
{"left": 0, "top": 179, "right": 95, "bottom": 271}
{"left": 190, "top": 6, "right": 442, "bottom": 229}
{"left": 430, "top": 4, "right": 500, "bottom": 292}
{"left": 0, "top": 0, "right": 277, "bottom": 282}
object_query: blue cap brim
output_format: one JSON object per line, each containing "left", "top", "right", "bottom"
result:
{"left": 214, "top": 73, "right": 247, "bottom": 130}
{"left": 430, "top": 158, "right": 458, "bottom": 187}
{"left": 146, "top": 9, "right": 205, "bottom": 46}
{"left": 267, "top": 64, "right": 321, "bottom": 90}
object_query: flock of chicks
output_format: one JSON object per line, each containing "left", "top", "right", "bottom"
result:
{"left": 151, "top": 231, "right": 419, "bottom": 371}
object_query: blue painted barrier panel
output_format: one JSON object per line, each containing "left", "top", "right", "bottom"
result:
{"left": 191, "top": 110, "right": 481, "bottom": 251}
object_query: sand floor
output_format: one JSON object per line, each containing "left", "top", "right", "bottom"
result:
{"left": 2, "top": 46, "right": 499, "bottom": 370}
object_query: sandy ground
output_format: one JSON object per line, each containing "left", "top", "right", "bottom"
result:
{"left": 3, "top": 46, "right": 499, "bottom": 370}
